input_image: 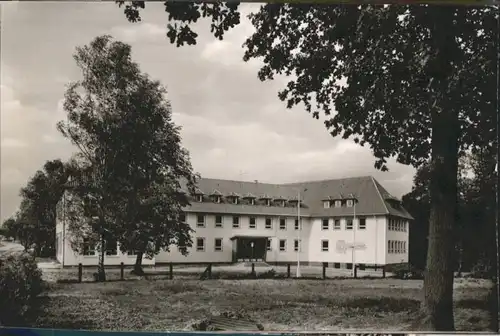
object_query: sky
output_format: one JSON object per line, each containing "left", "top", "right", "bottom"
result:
{"left": 0, "top": 2, "right": 416, "bottom": 221}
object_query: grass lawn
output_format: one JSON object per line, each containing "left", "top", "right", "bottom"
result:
{"left": 28, "top": 275, "right": 494, "bottom": 332}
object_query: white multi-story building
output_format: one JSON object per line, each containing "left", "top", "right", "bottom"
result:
{"left": 55, "top": 176, "right": 412, "bottom": 268}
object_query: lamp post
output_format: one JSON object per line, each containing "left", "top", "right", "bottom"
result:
{"left": 351, "top": 194, "right": 357, "bottom": 277}
{"left": 296, "top": 188, "right": 307, "bottom": 278}
{"left": 251, "top": 241, "right": 254, "bottom": 261}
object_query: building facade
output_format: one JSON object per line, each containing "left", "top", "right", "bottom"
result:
{"left": 56, "top": 175, "right": 412, "bottom": 268}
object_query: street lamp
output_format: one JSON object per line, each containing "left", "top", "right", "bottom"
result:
{"left": 296, "top": 188, "right": 308, "bottom": 278}
{"left": 351, "top": 193, "right": 358, "bottom": 277}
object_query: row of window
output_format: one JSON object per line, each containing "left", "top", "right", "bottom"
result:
{"left": 191, "top": 214, "right": 370, "bottom": 231}
{"left": 388, "top": 240, "right": 407, "bottom": 254}
{"left": 323, "top": 199, "right": 355, "bottom": 209}
{"left": 321, "top": 218, "right": 366, "bottom": 230}
{"left": 194, "top": 237, "right": 302, "bottom": 252}
{"left": 195, "top": 195, "right": 296, "bottom": 207}
{"left": 82, "top": 239, "right": 137, "bottom": 256}
{"left": 194, "top": 194, "right": 358, "bottom": 209}
{"left": 388, "top": 219, "right": 407, "bottom": 232}
{"left": 192, "top": 214, "right": 304, "bottom": 230}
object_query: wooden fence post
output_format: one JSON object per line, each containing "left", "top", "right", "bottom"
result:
{"left": 169, "top": 263, "right": 173, "bottom": 280}
{"left": 354, "top": 264, "right": 358, "bottom": 279}
{"left": 78, "top": 263, "right": 83, "bottom": 283}
{"left": 382, "top": 266, "right": 386, "bottom": 278}
{"left": 322, "top": 262, "right": 327, "bottom": 279}
{"left": 287, "top": 264, "right": 291, "bottom": 278}
{"left": 251, "top": 262, "right": 255, "bottom": 275}
{"left": 120, "top": 262, "right": 124, "bottom": 280}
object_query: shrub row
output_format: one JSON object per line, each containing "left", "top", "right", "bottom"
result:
{"left": 0, "top": 252, "right": 44, "bottom": 326}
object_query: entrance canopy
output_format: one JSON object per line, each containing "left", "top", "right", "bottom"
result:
{"left": 230, "top": 235, "right": 272, "bottom": 241}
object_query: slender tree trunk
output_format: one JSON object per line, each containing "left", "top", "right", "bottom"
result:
{"left": 97, "top": 232, "right": 106, "bottom": 282}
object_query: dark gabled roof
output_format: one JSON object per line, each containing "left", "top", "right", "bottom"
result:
{"left": 181, "top": 176, "right": 413, "bottom": 220}
{"left": 193, "top": 187, "right": 204, "bottom": 195}
{"left": 242, "top": 192, "right": 256, "bottom": 199}
{"left": 371, "top": 178, "right": 414, "bottom": 220}
{"left": 209, "top": 189, "right": 223, "bottom": 196}
{"left": 227, "top": 191, "right": 241, "bottom": 198}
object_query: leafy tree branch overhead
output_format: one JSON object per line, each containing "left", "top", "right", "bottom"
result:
{"left": 115, "top": 2, "right": 497, "bottom": 331}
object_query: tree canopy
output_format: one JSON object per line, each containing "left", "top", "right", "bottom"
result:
{"left": 57, "top": 35, "right": 198, "bottom": 278}
{"left": 115, "top": 3, "right": 497, "bottom": 330}
{"left": 3, "top": 159, "right": 70, "bottom": 256}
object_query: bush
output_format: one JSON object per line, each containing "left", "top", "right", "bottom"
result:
{"left": 470, "top": 259, "right": 494, "bottom": 279}
{"left": 388, "top": 263, "right": 424, "bottom": 280}
{"left": 0, "top": 252, "right": 44, "bottom": 326}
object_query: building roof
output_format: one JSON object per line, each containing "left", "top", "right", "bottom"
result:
{"left": 182, "top": 176, "right": 413, "bottom": 220}
{"left": 64, "top": 171, "right": 413, "bottom": 220}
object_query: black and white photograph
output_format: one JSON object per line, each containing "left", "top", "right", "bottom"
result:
{"left": 0, "top": 1, "right": 498, "bottom": 333}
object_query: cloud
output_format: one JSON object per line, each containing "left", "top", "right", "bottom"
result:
{"left": 110, "top": 22, "right": 166, "bottom": 43}
{"left": 1, "top": 138, "right": 28, "bottom": 148}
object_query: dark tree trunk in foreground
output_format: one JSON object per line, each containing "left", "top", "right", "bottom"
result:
{"left": 420, "top": 106, "right": 459, "bottom": 330}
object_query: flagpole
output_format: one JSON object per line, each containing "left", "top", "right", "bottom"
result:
{"left": 352, "top": 195, "right": 356, "bottom": 277}
{"left": 296, "top": 190, "right": 301, "bottom": 278}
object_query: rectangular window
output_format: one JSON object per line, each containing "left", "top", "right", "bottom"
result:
{"left": 346, "top": 219, "right": 353, "bottom": 230}
{"left": 233, "top": 198, "right": 238, "bottom": 205}
{"left": 265, "top": 199, "right": 271, "bottom": 206}
{"left": 179, "top": 212, "right": 186, "bottom": 223}
{"left": 197, "top": 214, "right": 205, "bottom": 227}
{"left": 250, "top": 199, "right": 255, "bottom": 205}
{"left": 215, "top": 196, "right": 221, "bottom": 203}
{"left": 322, "top": 219, "right": 329, "bottom": 230}
{"left": 334, "top": 262, "right": 340, "bottom": 269}
{"left": 265, "top": 218, "right": 272, "bottom": 229}
{"left": 335, "top": 200, "right": 341, "bottom": 208}
{"left": 83, "top": 238, "right": 96, "bottom": 256}
{"left": 105, "top": 239, "right": 118, "bottom": 256}
{"left": 279, "top": 239, "right": 286, "bottom": 252}
{"left": 333, "top": 219, "right": 341, "bottom": 230}
{"left": 267, "top": 238, "right": 272, "bottom": 251}
{"left": 346, "top": 199, "right": 353, "bottom": 207}
{"left": 196, "top": 237, "right": 205, "bottom": 252}
{"left": 214, "top": 238, "right": 223, "bottom": 251}
{"left": 346, "top": 263, "right": 353, "bottom": 270}
{"left": 358, "top": 218, "right": 366, "bottom": 230}
{"left": 323, "top": 201, "right": 330, "bottom": 209}
{"left": 232, "top": 216, "right": 240, "bottom": 228}
{"left": 249, "top": 217, "right": 256, "bottom": 229}
{"left": 279, "top": 218, "right": 286, "bottom": 230}
{"left": 321, "top": 240, "right": 329, "bottom": 252}
{"left": 215, "top": 215, "right": 223, "bottom": 227}
{"left": 197, "top": 195, "right": 203, "bottom": 202}
{"left": 388, "top": 240, "right": 393, "bottom": 254}
{"left": 403, "top": 241, "right": 407, "bottom": 253}
{"left": 294, "top": 239, "right": 300, "bottom": 252}
{"left": 294, "top": 219, "right": 300, "bottom": 230}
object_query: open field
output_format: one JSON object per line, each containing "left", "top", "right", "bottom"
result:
{"left": 27, "top": 273, "right": 494, "bottom": 332}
